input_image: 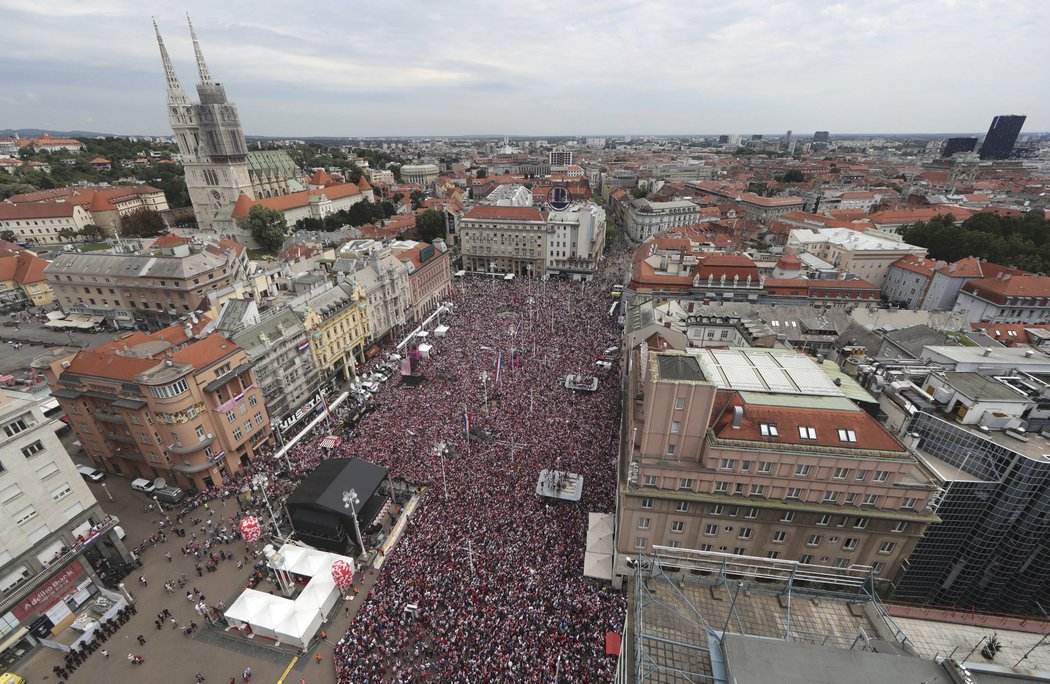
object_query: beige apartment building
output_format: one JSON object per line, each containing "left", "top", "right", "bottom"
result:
{"left": 33, "top": 320, "right": 271, "bottom": 492}
{"left": 44, "top": 239, "right": 247, "bottom": 330}
{"left": 615, "top": 347, "right": 940, "bottom": 586}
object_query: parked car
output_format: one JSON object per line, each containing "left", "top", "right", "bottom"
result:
{"left": 153, "top": 486, "right": 186, "bottom": 504}
{"left": 130, "top": 478, "right": 156, "bottom": 494}
{"left": 363, "top": 381, "right": 380, "bottom": 394}
{"left": 76, "top": 465, "right": 106, "bottom": 482}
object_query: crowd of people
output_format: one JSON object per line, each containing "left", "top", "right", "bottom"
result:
{"left": 118, "top": 254, "right": 630, "bottom": 681}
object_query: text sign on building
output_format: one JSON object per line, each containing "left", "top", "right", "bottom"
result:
{"left": 273, "top": 391, "right": 325, "bottom": 436}
{"left": 14, "top": 560, "right": 86, "bottom": 621}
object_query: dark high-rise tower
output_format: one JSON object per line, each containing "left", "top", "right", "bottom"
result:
{"left": 942, "top": 137, "right": 978, "bottom": 157}
{"left": 978, "top": 115, "right": 1026, "bottom": 160}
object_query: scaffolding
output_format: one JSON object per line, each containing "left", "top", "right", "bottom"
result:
{"left": 622, "top": 547, "right": 915, "bottom": 684}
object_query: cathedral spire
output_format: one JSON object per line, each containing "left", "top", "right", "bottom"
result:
{"left": 153, "top": 17, "right": 188, "bottom": 106}
{"left": 186, "top": 13, "right": 214, "bottom": 86}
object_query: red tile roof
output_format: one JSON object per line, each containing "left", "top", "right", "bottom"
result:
{"left": 230, "top": 183, "right": 362, "bottom": 218}
{"left": 170, "top": 333, "right": 239, "bottom": 370}
{"left": 0, "top": 202, "right": 79, "bottom": 219}
{"left": 710, "top": 392, "right": 907, "bottom": 455}
{"left": 0, "top": 242, "right": 49, "bottom": 285}
{"left": 964, "top": 273, "right": 1050, "bottom": 304}
{"left": 152, "top": 233, "right": 190, "bottom": 248}
{"left": 969, "top": 322, "right": 1050, "bottom": 346}
{"left": 890, "top": 255, "right": 939, "bottom": 277}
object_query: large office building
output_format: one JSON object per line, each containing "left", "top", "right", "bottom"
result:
{"left": 614, "top": 347, "right": 940, "bottom": 585}
{"left": 942, "top": 136, "right": 978, "bottom": 158}
{"left": 892, "top": 411, "right": 1050, "bottom": 616}
{"left": 34, "top": 321, "right": 272, "bottom": 491}
{"left": 623, "top": 198, "right": 702, "bottom": 243}
{"left": 0, "top": 389, "right": 131, "bottom": 672}
{"left": 978, "top": 114, "right": 1026, "bottom": 160}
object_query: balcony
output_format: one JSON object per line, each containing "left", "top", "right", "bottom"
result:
{"left": 167, "top": 434, "right": 217, "bottom": 456}
{"left": 93, "top": 411, "right": 126, "bottom": 424}
{"left": 105, "top": 432, "right": 136, "bottom": 444}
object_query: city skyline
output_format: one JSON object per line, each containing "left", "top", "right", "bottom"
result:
{"left": 1, "top": 1, "right": 1048, "bottom": 137}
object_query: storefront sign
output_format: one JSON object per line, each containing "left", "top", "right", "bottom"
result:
{"left": 14, "top": 560, "right": 85, "bottom": 621}
{"left": 274, "top": 391, "right": 325, "bottom": 436}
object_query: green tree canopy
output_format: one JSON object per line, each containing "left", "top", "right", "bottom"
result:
{"left": 238, "top": 205, "right": 288, "bottom": 252}
{"left": 0, "top": 229, "right": 16, "bottom": 242}
{"left": 119, "top": 209, "right": 166, "bottom": 238}
{"left": 415, "top": 209, "right": 446, "bottom": 243}
{"left": 901, "top": 212, "right": 1050, "bottom": 273}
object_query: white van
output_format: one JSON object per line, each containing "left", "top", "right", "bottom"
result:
{"left": 130, "top": 478, "right": 156, "bottom": 494}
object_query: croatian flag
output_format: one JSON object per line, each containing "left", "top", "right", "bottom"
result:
{"left": 463, "top": 411, "right": 470, "bottom": 437}
{"left": 495, "top": 353, "right": 502, "bottom": 385}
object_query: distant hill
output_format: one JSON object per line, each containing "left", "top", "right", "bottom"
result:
{"left": 0, "top": 128, "right": 117, "bottom": 138}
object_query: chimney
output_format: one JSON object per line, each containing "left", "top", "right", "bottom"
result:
{"left": 1025, "top": 350, "right": 1035, "bottom": 358}
{"left": 732, "top": 405, "right": 744, "bottom": 429}
{"left": 183, "top": 322, "right": 193, "bottom": 339}
{"left": 982, "top": 348, "right": 992, "bottom": 357}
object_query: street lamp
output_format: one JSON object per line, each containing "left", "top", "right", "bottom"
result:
{"left": 252, "top": 474, "right": 280, "bottom": 536}
{"left": 479, "top": 371, "right": 490, "bottom": 415}
{"left": 152, "top": 495, "right": 163, "bottom": 513}
{"left": 433, "top": 442, "right": 449, "bottom": 501}
{"left": 100, "top": 482, "right": 113, "bottom": 502}
{"left": 342, "top": 489, "right": 365, "bottom": 559}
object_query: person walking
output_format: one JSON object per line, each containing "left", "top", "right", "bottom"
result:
{"left": 100, "top": 649, "right": 109, "bottom": 658}
{"left": 136, "top": 634, "right": 146, "bottom": 646}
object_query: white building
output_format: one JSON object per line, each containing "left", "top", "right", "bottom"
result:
{"left": 545, "top": 204, "right": 607, "bottom": 281}
{"left": 399, "top": 164, "right": 440, "bottom": 186}
{"left": 623, "top": 198, "right": 702, "bottom": 242}
{"left": 549, "top": 147, "right": 573, "bottom": 167}
{"left": 483, "top": 184, "right": 533, "bottom": 207}
{"left": 365, "top": 168, "right": 394, "bottom": 185}
{"left": 0, "top": 389, "right": 131, "bottom": 669}
{"left": 0, "top": 203, "right": 95, "bottom": 245}
{"left": 336, "top": 243, "right": 412, "bottom": 342}
{"left": 786, "top": 227, "right": 926, "bottom": 288}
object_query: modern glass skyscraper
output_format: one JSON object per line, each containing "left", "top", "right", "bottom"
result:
{"left": 978, "top": 115, "right": 1026, "bottom": 160}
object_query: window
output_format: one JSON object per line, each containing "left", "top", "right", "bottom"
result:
{"left": 873, "top": 471, "right": 890, "bottom": 482}
{"left": 872, "top": 562, "right": 885, "bottom": 574}
{"left": 845, "top": 493, "right": 858, "bottom": 504}
{"left": 226, "top": 411, "right": 236, "bottom": 423}
{"left": 786, "top": 487, "right": 802, "bottom": 500}
{"left": 733, "top": 547, "right": 745, "bottom": 556}
{"left": 760, "top": 423, "right": 778, "bottom": 437}
{"left": 780, "top": 511, "right": 795, "bottom": 522}
{"left": 666, "top": 444, "right": 676, "bottom": 456}
{"left": 834, "top": 558, "right": 851, "bottom": 569}
{"left": 714, "top": 481, "right": 728, "bottom": 493}
{"left": 823, "top": 491, "right": 839, "bottom": 503}
{"left": 773, "top": 530, "right": 787, "bottom": 543}
{"left": 674, "top": 398, "right": 685, "bottom": 410}
{"left": 249, "top": 395, "right": 258, "bottom": 407}
{"left": 863, "top": 494, "right": 879, "bottom": 506}
{"left": 853, "top": 517, "right": 869, "bottom": 529}
{"left": 750, "top": 484, "right": 765, "bottom": 496}
{"left": 740, "top": 460, "right": 752, "bottom": 473}
{"left": 233, "top": 428, "right": 242, "bottom": 441}
{"left": 634, "top": 537, "right": 648, "bottom": 549}
{"left": 817, "top": 514, "right": 830, "bottom": 526}
{"left": 149, "top": 379, "right": 188, "bottom": 399}
{"left": 720, "top": 458, "right": 736, "bottom": 470}
{"left": 878, "top": 541, "right": 896, "bottom": 554}
{"left": 643, "top": 474, "right": 658, "bottom": 487}
{"left": 699, "top": 544, "right": 712, "bottom": 552}
{"left": 892, "top": 521, "right": 908, "bottom": 533}
{"left": 734, "top": 483, "right": 745, "bottom": 495}
{"left": 833, "top": 467, "right": 850, "bottom": 480}
{"left": 767, "top": 551, "right": 781, "bottom": 560}
{"left": 836, "top": 516, "right": 848, "bottom": 527}
{"left": 704, "top": 524, "right": 717, "bottom": 536}
{"left": 843, "top": 538, "right": 858, "bottom": 551}
{"left": 637, "top": 517, "right": 651, "bottom": 530}
{"left": 671, "top": 521, "right": 685, "bottom": 533}
{"left": 855, "top": 469, "right": 869, "bottom": 481}
{"left": 758, "top": 461, "right": 773, "bottom": 474}
{"left": 1, "top": 483, "right": 23, "bottom": 503}
{"left": 807, "top": 535, "right": 822, "bottom": 546}
{"left": 139, "top": 432, "right": 151, "bottom": 445}
{"left": 798, "top": 426, "right": 817, "bottom": 440}
{"left": 710, "top": 505, "right": 724, "bottom": 516}
{"left": 195, "top": 425, "right": 206, "bottom": 439}
{"left": 15, "top": 505, "right": 38, "bottom": 526}
{"left": 50, "top": 483, "right": 72, "bottom": 501}
{"left": 678, "top": 478, "right": 694, "bottom": 490}
{"left": 837, "top": 429, "right": 858, "bottom": 443}
{"left": 641, "top": 497, "right": 654, "bottom": 510}
{"left": 670, "top": 420, "right": 681, "bottom": 434}
{"left": 675, "top": 501, "right": 689, "bottom": 513}
{"left": 3, "top": 417, "right": 31, "bottom": 437}
{"left": 729, "top": 507, "right": 740, "bottom": 517}
{"left": 745, "top": 507, "right": 759, "bottom": 519}
{"left": 21, "top": 440, "right": 45, "bottom": 458}
{"left": 799, "top": 554, "right": 814, "bottom": 565}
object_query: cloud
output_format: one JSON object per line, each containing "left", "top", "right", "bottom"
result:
{"left": 0, "top": 0, "right": 1046, "bottom": 136}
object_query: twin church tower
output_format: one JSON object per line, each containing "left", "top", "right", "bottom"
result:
{"left": 153, "top": 16, "right": 300, "bottom": 241}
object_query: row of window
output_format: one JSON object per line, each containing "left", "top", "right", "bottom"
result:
{"left": 631, "top": 538, "right": 895, "bottom": 571}
{"left": 715, "top": 460, "right": 893, "bottom": 484}
{"left": 639, "top": 500, "right": 916, "bottom": 530}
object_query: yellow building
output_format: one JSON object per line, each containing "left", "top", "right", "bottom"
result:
{"left": 0, "top": 241, "right": 54, "bottom": 310}
{"left": 296, "top": 281, "right": 370, "bottom": 381}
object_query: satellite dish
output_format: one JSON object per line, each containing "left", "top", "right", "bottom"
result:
{"left": 153, "top": 477, "right": 167, "bottom": 488}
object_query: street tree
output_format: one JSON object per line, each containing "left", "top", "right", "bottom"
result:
{"left": 238, "top": 205, "right": 288, "bottom": 252}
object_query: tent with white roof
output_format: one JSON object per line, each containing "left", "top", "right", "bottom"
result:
{"left": 274, "top": 603, "right": 323, "bottom": 650}
{"left": 223, "top": 589, "right": 272, "bottom": 630}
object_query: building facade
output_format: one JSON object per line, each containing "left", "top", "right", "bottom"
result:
{"left": 0, "top": 203, "right": 95, "bottom": 246}
{"left": 544, "top": 204, "right": 606, "bottom": 281}
{"left": 389, "top": 240, "right": 453, "bottom": 323}
{"left": 35, "top": 324, "right": 272, "bottom": 491}
{"left": 293, "top": 281, "right": 370, "bottom": 382}
{"left": 615, "top": 347, "right": 940, "bottom": 585}
{"left": 44, "top": 240, "right": 245, "bottom": 330}
{"left": 0, "top": 390, "right": 130, "bottom": 672}
{"left": 399, "top": 164, "right": 440, "bottom": 187}
{"left": 952, "top": 273, "right": 1050, "bottom": 324}
{"left": 979, "top": 114, "right": 1026, "bottom": 160}
{"left": 786, "top": 228, "right": 927, "bottom": 288}
{"left": 0, "top": 242, "right": 53, "bottom": 310}
{"left": 881, "top": 255, "right": 939, "bottom": 308}
{"left": 459, "top": 206, "right": 548, "bottom": 276}
{"left": 623, "top": 198, "right": 702, "bottom": 243}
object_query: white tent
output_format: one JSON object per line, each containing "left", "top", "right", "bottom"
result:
{"left": 285, "top": 547, "right": 332, "bottom": 578}
{"left": 583, "top": 512, "right": 615, "bottom": 581}
{"left": 223, "top": 589, "right": 272, "bottom": 630}
{"left": 273, "top": 604, "right": 323, "bottom": 650}
{"left": 249, "top": 599, "right": 295, "bottom": 640}
{"left": 299, "top": 572, "right": 339, "bottom": 619}
{"left": 418, "top": 343, "right": 433, "bottom": 359}
{"left": 269, "top": 544, "right": 309, "bottom": 574}
{"left": 434, "top": 325, "right": 449, "bottom": 338}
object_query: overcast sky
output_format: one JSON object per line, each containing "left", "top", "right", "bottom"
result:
{"left": 2, "top": 0, "right": 1047, "bottom": 138}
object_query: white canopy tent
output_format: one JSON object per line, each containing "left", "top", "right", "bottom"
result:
{"left": 583, "top": 512, "right": 615, "bottom": 581}
{"left": 274, "top": 604, "right": 323, "bottom": 650}
{"left": 249, "top": 600, "right": 295, "bottom": 640}
{"left": 298, "top": 568, "right": 339, "bottom": 619}
{"left": 223, "top": 589, "right": 273, "bottom": 630}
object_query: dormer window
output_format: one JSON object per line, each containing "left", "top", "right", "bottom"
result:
{"left": 798, "top": 426, "right": 817, "bottom": 440}
{"left": 760, "top": 423, "right": 778, "bottom": 437}
{"left": 837, "top": 429, "right": 858, "bottom": 443}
